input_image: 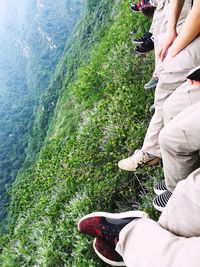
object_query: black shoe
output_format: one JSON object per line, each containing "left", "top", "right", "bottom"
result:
{"left": 132, "top": 32, "right": 152, "bottom": 44}
{"left": 153, "top": 191, "right": 172, "bottom": 212}
{"left": 135, "top": 38, "right": 154, "bottom": 54}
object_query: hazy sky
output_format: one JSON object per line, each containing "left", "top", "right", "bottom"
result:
{"left": 0, "top": 0, "right": 27, "bottom": 34}
{"left": 0, "top": 1, "right": 7, "bottom": 27}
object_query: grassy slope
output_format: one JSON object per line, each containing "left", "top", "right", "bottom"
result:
{"left": 0, "top": 1, "right": 163, "bottom": 266}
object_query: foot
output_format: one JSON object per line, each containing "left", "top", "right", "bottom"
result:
{"left": 78, "top": 210, "right": 148, "bottom": 244}
{"left": 149, "top": 104, "right": 155, "bottom": 113}
{"left": 153, "top": 190, "right": 172, "bottom": 212}
{"left": 93, "top": 238, "right": 125, "bottom": 266}
{"left": 118, "top": 149, "right": 160, "bottom": 172}
{"left": 130, "top": 1, "right": 142, "bottom": 12}
{"left": 141, "top": 4, "right": 155, "bottom": 17}
{"left": 153, "top": 180, "right": 167, "bottom": 196}
{"left": 144, "top": 77, "right": 158, "bottom": 90}
{"left": 135, "top": 38, "right": 154, "bottom": 54}
{"left": 131, "top": 32, "right": 152, "bottom": 44}
{"left": 130, "top": 0, "right": 155, "bottom": 16}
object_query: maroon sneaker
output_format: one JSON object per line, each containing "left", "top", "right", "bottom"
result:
{"left": 93, "top": 238, "right": 125, "bottom": 266}
{"left": 130, "top": 1, "right": 142, "bottom": 12}
{"left": 141, "top": 4, "right": 155, "bottom": 17}
{"left": 78, "top": 211, "right": 148, "bottom": 244}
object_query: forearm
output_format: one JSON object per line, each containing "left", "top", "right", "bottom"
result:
{"left": 167, "top": 0, "right": 185, "bottom": 33}
{"left": 158, "top": 0, "right": 185, "bottom": 60}
{"left": 169, "top": 4, "right": 200, "bottom": 57}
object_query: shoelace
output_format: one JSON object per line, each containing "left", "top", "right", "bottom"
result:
{"left": 129, "top": 150, "right": 147, "bottom": 166}
{"left": 139, "top": 38, "right": 154, "bottom": 50}
{"left": 139, "top": 32, "right": 152, "bottom": 42}
{"left": 143, "top": 38, "right": 153, "bottom": 45}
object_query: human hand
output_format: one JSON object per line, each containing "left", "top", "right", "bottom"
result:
{"left": 157, "top": 30, "right": 177, "bottom": 61}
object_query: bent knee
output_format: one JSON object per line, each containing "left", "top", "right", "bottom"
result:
{"left": 159, "top": 124, "right": 183, "bottom": 152}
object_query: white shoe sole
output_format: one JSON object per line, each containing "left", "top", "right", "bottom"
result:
{"left": 153, "top": 188, "right": 167, "bottom": 196}
{"left": 144, "top": 84, "right": 157, "bottom": 90}
{"left": 78, "top": 210, "right": 149, "bottom": 231}
{"left": 93, "top": 238, "right": 125, "bottom": 266}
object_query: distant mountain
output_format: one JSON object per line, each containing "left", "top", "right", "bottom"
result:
{"left": 0, "top": 0, "right": 156, "bottom": 266}
{"left": 0, "top": 0, "right": 83, "bottom": 232}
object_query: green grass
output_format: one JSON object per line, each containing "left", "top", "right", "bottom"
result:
{"left": 0, "top": 1, "right": 163, "bottom": 266}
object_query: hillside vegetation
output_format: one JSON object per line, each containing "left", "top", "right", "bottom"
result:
{"left": 0, "top": 0, "right": 82, "bottom": 232}
{"left": 0, "top": 0, "right": 162, "bottom": 266}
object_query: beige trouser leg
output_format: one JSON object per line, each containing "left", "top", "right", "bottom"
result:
{"left": 116, "top": 217, "right": 200, "bottom": 267}
{"left": 159, "top": 168, "right": 200, "bottom": 237}
{"left": 117, "top": 168, "right": 200, "bottom": 266}
{"left": 149, "top": 0, "right": 167, "bottom": 34}
{"left": 159, "top": 89, "right": 200, "bottom": 191}
{"left": 150, "top": 0, "right": 168, "bottom": 78}
{"left": 142, "top": 36, "right": 200, "bottom": 157}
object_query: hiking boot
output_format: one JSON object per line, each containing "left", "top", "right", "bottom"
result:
{"left": 118, "top": 149, "right": 160, "bottom": 172}
{"left": 135, "top": 38, "right": 154, "bottom": 54}
{"left": 153, "top": 190, "right": 172, "bottom": 212}
{"left": 131, "top": 32, "right": 152, "bottom": 44}
{"left": 78, "top": 211, "right": 148, "bottom": 244}
{"left": 149, "top": 104, "right": 155, "bottom": 113}
{"left": 93, "top": 238, "right": 125, "bottom": 266}
{"left": 153, "top": 180, "right": 167, "bottom": 196}
{"left": 144, "top": 77, "right": 158, "bottom": 90}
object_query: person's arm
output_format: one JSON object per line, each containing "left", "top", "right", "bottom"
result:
{"left": 169, "top": 0, "right": 200, "bottom": 58}
{"left": 158, "top": 0, "right": 185, "bottom": 61}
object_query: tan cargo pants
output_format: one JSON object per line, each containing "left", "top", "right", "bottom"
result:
{"left": 116, "top": 209, "right": 200, "bottom": 267}
{"left": 142, "top": 35, "right": 200, "bottom": 157}
{"left": 116, "top": 92, "right": 200, "bottom": 267}
{"left": 116, "top": 168, "right": 200, "bottom": 267}
{"left": 159, "top": 87, "right": 200, "bottom": 191}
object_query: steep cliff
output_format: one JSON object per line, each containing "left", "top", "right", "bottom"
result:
{"left": 0, "top": 0, "right": 82, "bottom": 232}
{"left": 0, "top": 0, "right": 161, "bottom": 266}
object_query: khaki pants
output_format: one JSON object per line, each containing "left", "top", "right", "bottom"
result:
{"left": 160, "top": 89, "right": 200, "bottom": 191}
{"left": 116, "top": 170, "right": 200, "bottom": 266}
{"left": 159, "top": 168, "right": 200, "bottom": 238}
{"left": 116, "top": 212, "right": 200, "bottom": 267}
{"left": 149, "top": 0, "right": 167, "bottom": 35}
{"left": 142, "top": 36, "right": 200, "bottom": 157}
{"left": 116, "top": 89, "right": 200, "bottom": 266}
